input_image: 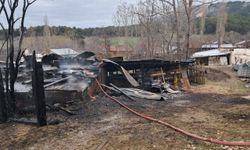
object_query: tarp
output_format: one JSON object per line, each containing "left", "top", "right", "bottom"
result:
{"left": 237, "top": 63, "right": 250, "bottom": 78}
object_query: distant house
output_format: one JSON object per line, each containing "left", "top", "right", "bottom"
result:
{"left": 191, "top": 49, "right": 231, "bottom": 66}
{"left": 49, "top": 48, "right": 78, "bottom": 58}
{"left": 201, "top": 41, "right": 235, "bottom": 50}
{"left": 42, "top": 48, "right": 78, "bottom": 66}
{"left": 74, "top": 51, "right": 96, "bottom": 63}
{"left": 108, "top": 45, "right": 133, "bottom": 59}
{"left": 202, "top": 43, "right": 234, "bottom": 49}
{"left": 231, "top": 48, "right": 250, "bottom": 65}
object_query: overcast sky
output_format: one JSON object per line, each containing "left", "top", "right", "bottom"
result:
{"left": 0, "top": 0, "right": 249, "bottom": 28}
{"left": 23, "top": 0, "right": 137, "bottom": 28}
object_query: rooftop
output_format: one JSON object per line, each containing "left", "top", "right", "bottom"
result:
{"left": 192, "top": 49, "right": 231, "bottom": 58}
{"left": 50, "top": 48, "right": 78, "bottom": 57}
{"left": 201, "top": 44, "right": 235, "bottom": 49}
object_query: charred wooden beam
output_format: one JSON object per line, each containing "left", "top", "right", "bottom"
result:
{"left": 140, "top": 65, "right": 146, "bottom": 89}
{"left": 46, "top": 104, "right": 76, "bottom": 116}
{"left": 101, "top": 67, "right": 107, "bottom": 85}
{"left": 44, "top": 76, "right": 71, "bottom": 89}
{"left": 10, "top": 118, "right": 37, "bottom": 125}
{"left": 32, "top": 51, "right": 47, "bottom": 126}
{"left": 102, "top": 59, "right": 191, "bottom": 72}
{"left": 0, "top": 69, "right": 7, "bottom": 123}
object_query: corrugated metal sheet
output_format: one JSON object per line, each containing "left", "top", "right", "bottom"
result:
{"left": 50, "top": 48, "right": 78, "bottom": 57}
{"left": 192, "top": 49, "right": 230, "bottom": 58}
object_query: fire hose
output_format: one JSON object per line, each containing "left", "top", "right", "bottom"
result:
{"left": 95, "top": 79, "right": 250, "bottom": 147}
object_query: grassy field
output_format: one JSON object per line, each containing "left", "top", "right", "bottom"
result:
{"left": 192, "top": 66, "right": 250, "bottom": 95}
{"left": 109, "top": 37, "right": 140, "bottom": 48}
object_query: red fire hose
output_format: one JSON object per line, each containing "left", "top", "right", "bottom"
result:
{"left": 95, "top": 79, "right": 250, "bottom": 147}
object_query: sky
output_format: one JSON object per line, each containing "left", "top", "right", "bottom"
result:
{"left": 0, "top": 0, "right": 249, "bottom": 29}
{"left": 24, "top": 0, "right": 137, "bottom": 28}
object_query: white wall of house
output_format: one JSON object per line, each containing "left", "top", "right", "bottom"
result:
{"left": 220, "top": 56, "right": 228, "bottom": 65}
{"left": 208, "top": 56, "right": 229, "bottom": 66}
{"left": 231, "top": 48, "right": 250, "bottom": 64}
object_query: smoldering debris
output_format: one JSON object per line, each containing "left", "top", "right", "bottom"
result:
{"left": 101, "top": 59, "right": 192, "bottom": 91}
{"left": 99, "top": 59, "right": 191, "bottom": 101}
{"left": 4, "top": 53, "right": 194, "bottom": 126}
{"left": 14, "top": 51, "right": 100, "bottom": 112}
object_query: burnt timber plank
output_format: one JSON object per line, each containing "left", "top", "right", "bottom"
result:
{"left": 32, "top": 51, "right": 47, "bottom": 126}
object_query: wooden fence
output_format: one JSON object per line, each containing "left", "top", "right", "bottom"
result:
{"left": 188, "top": 67, "right": 205, "bottom": 85}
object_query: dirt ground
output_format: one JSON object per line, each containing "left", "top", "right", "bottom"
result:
{"left": 1, "top": 66, "right": 250, "bottom": 150}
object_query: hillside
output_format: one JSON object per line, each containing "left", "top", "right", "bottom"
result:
{"left": 197, "top": 14, "right": 250, "bottom": 34}
{"left": 196, "top": 1, "right": 250, "bottom": 34}
{"left": 207, "top": 1, "right": 250, "bottom": 17}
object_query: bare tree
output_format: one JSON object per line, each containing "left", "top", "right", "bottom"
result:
{"left": 114, "top": 0, "right": 160, "bottom": 58}
{"left": 159, "top": 0, "right": 181, "bottom": 56}
{"left": 128, "top": 4, "right": 138, "bottom": 37}
{"left": 0, "top": 0, "right": 37, "bottom": 114}
{"left": 225, "top": 31, "right": 242, "bottom": 44}
{"left": 114, "top": 0, "right": 183, "bottom": 59}
{"left": 113, "top": 0, "right": 218, "bottom": 60}
{"left": 182, "top": 0, "right": 193, "bottom": 59}
{"left": 113, "top": 2, "right": 131, "bottom": 37}
{"left": 155, "top": 1, "right": 175, "bottom": 57}
{"left": 43, "top": 15, "right": 51, "bottom": 53}
{"left": 200, "top": 0, "right": 207, "bottom": 35}
{"left": 0, "top": 69, "right": 7, "bottom": 122}
{"left": 216, "top": 0, "right": 227, "bottom": 48}
{"left": 160, "top": 0, "right": 217, "bottom": 60}
{"left": 246, "top": 32, "right": 250, "bottom": 42}
{"left": 135, "top": 0, "right": 160, "bottom": 57}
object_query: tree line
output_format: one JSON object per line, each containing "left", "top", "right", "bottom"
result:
{"left": 0, "top": 25, "right": 141, "bottom": 40}
{"left": 1, "top": 14, "right": 250, "bottom": 41}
